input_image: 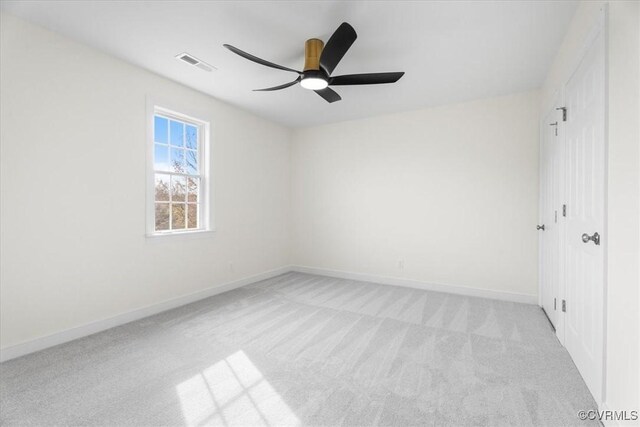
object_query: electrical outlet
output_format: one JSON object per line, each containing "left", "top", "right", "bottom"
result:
{"left": 397, "top": 260, "right": 405, "bottom": 270}
{"left": 228, "top": 262, "right": 234, "bottom": 272}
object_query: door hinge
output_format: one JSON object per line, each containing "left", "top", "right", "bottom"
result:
{"left": 556, "top": 107, "right": 567, "bottom": 122}
{"left": 554, "top": 298, "right": 557, "bottom": 311}
{"left": 562, "top": 300, "right": 566, "bottom": 312}
{"left": 562, "top": 204, "right": 566, "bottom": 217}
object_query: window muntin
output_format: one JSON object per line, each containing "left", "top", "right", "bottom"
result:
{"left": 152, "top": 110, "right": 207, "bottom": 234}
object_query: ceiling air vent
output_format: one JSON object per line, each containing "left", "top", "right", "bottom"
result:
{"left": 175, "top": 53, "right": 216, "bottom": 72}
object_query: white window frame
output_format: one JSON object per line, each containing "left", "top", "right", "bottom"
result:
{"left": 146, "top": 99, "right": 212, "bottom": 237}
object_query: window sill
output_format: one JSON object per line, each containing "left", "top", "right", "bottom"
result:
{"left": 145, "top": 229, "right": 215, "bottom": 241}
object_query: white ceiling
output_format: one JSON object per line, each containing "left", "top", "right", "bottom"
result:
{"left": 1, "top": 0, "right": 577, "bottom": 128}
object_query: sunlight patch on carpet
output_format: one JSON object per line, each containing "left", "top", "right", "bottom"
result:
{"left": 177, "top": 350, "right": 300, "bottom": 426}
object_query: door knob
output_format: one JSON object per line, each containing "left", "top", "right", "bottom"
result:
{"left": 537, "top": 224, "right": 545, "bottom": 231}
{"left": 581, "top": 232, "right": 600, "bottom": 245}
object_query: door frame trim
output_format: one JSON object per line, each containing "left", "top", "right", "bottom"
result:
{"left": 538, "top": 90, "right": 564, "bottom": 335}
{"left": 601, "top": 4, "right": 609, "bottom": 408}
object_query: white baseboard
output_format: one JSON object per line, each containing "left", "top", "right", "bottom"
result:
{"left": 1, "top": 264, "right": 537, "bottom": 363}
{"left": 292, "top": 265, "right": 538, "bottom": 305}
{"left": 598, "top": 402, "right": 639, "bottom": 427}
{"left": 0, "top": 266, "right": 292, "bottom": 363}
{"left": 600, "top": 402, "right": 616, "bottom": 427}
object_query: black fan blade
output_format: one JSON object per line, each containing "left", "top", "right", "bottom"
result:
{"left": 314, "top": 87, "right": 342, "bottom": 103}
{"left": 223, "top": 44, "right": 300, "bottom": 74}
{"left": 254, "top": 77, "right": 301, "bottom": 91}
{"left": 330, "top": 72, "right": 405, "bottom": 86}
{"left": 319, "top": 22, "right": 357, "bottom": 76}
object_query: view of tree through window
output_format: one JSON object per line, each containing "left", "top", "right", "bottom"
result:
{"left": 154, "top": 114, "right": 201, "bottom": 232}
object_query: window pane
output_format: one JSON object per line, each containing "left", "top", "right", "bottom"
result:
{"left": 170, "top": 120, "right": 184, "bottom": 147}
{"left": 154, "top": 144, "right": 170, "bottom": 171}
{"left": 187, "top": 204, "right": 198, "bottom": 229}
{"left": 151, "top": 111, "right": 207, "bottom": 235}
{"left": 155, "top": 203, "right": 170, "bottom": 231}
{"left": 172, "top": 204, "right": 186, "bottom": 229}
{"left": 186, "top": 149, "right": 198, "bottom": 174}
{"left": 154, "top": 116, "right": 168, "bottom": 144}
{"left": 186, "top": 125, "right": 198, "bottom": 149}
{"left": 170, "top": 148, "right": 185, "bottom": 173}
{"left": 187, "top": 177, "right": 199, "bottom": 202}
{"left": 171, "top": 175, "right": 186, "bottom": 202}
{"left": 155, "top": 174, "right": 170, "bottom": 201}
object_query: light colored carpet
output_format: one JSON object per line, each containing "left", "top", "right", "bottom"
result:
{"left": 1, "top": 272, "right": 598, "bottom": 426}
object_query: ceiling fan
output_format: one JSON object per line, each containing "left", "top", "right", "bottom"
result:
{"left": 223, "top": 22, "right": 404, "bottom": 103}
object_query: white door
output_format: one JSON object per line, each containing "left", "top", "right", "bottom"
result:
{"left": 563, "top": 24, "right": 605, "bottom": 404}
{"left": 539, "top": 101, "right": 563, "bottom": 327}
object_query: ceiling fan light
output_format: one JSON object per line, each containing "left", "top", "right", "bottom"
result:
{"left": 300, "top": 77, "right": 328, "bottom": 90}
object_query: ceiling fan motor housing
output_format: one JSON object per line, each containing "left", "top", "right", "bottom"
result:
{"left": 303, "top": 38, "right": 324, "bottom": 71}
{"left": 301, "top": 38, "right": 329, "bottom": 89}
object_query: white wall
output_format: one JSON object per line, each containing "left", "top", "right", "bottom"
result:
{"left": 292, "top": 91, "right": 540, "bottom": 300}
{"left": 540, "top": 0, "right": 640, "bottom": 417}
{"left": 606, "top": 2, "right": 640, "bottom": 419}
{"left": 0, "top": 13, "right": 291, "bottom": 350}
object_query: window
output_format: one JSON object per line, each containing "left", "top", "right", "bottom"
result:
{"left": 148, "top": 106, "right": 210, "bottom": 236}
